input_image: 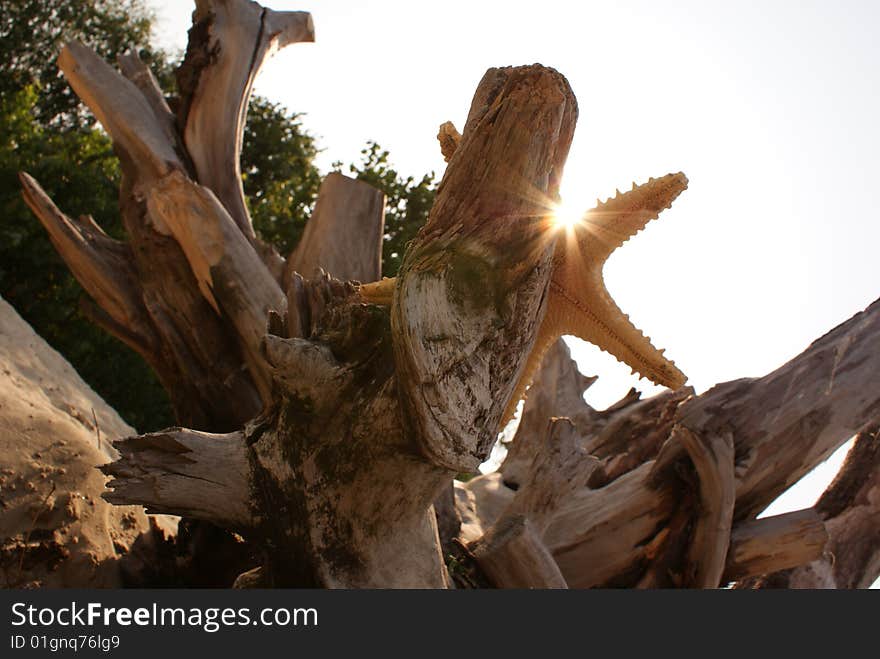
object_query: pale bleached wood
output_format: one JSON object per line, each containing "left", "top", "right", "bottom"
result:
{"left": 392, "top": 65, "right": 577, "bottom": 473}
{"left": 117, "top": 51, "right": 179, "bottom": 153}
{"left": 467, "top": 418, "right": 598, "bottom": 587}
{"left": 723, "top": 509, "right": 828, "bottom": 583}
{"left": 102, "top": 429, "right": 251, "bottom": 528}
{"left": 177, "top": 0, "right": 314, "bottom": 239}
{"left": 470, "top": 515, "right": 568, "bottom": 588}
{"left": 677, "top": 425, "right": 736, "bottom": 588}
{"left": 546, "top": 462, "right": 678, "bottom": 588}
{"left": 47, "top": 39, "right": 264, "bottom": 430}
{"left": 742, "top": 424, "right": 880, "bottom": 588}
{"left": 499, "top": 418, "right": 601, "bottom": 533}
{"left": 810, "top": 423, "right": 880, "bottom": 588}
{"left": 286, "top": 172, "right": 385, "bottom": 286}
{"left": 547, "top": 299, "right": 880, "bottom": 588}
{"left": 455, "top": 472, "right": 516, "bottom": 544}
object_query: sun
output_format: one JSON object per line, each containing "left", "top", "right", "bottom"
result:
{"left": 551, "top": 200, "right": 584, "bottom": 231}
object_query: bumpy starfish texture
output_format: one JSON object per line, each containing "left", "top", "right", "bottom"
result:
{"left": 359, "top": 173, "right": 689, "bottom": 427}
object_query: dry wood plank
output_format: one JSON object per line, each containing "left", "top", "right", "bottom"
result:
{"left": 286, "top": 172, "right": 385, "bottom": 286}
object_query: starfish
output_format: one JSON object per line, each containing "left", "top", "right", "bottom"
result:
{"left": 359, "top": 173, "right": 689, "bottom": 425}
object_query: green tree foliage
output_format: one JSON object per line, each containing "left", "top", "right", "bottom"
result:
{"left": 243, "top": 98, "right": 322, "bottom": 256}
{"left": 340, "top": 142, "right": 436, "bottom": 278}
{"left": 0, "top": 0, "right": 160, "bottom": 129}
{"left": 1, "top": 1, "right": 435, "bottom": 432}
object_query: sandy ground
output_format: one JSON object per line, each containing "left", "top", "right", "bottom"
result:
{"left": 0, "top": 295, "right": 176, "bottom": 588}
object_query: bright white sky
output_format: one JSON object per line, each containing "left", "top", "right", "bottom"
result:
{"left": 149, "top": 2, "right": 879, "bottom": 529}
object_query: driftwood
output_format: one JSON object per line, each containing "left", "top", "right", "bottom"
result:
{"left": 21, "top": 0, "right": 880, "bottom": 588}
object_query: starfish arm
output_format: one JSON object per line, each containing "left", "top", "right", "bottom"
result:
{"left": 577, "top": 172, "right": 688, "bottom": 264}
{"left": 548, "top": 274, "right": 686, "bottom": 389}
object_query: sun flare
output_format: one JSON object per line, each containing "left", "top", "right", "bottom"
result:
{"left": 551, "top": 201, "right": 584, "bottom": 231}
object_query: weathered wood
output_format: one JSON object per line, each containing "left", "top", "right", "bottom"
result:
{"left": 742, "top": 424, "right": 880, "bottom": 588}
{"left": 547, "top": 463, "right": 678, "bottom": 588}
{"left": 177, "top": 0, "right": 314, "bottom": 239}
{"left": 286, "top": 172, "right": 385, "bottom": 286}
{"left": 58, "top": 41, "right": 182, "bottom": 187}
{"left": 456, "top": 472, "right": 515, "bottom": 544}
{"left": 102, "top": 429, "right": 251, "bottom": 529}
{"left": 145, "top": 171, "right": 285, "bottom": 399}
{"left": 660, "top": 299, "right": 880, "bottom": 520}
{"left": 117, "top": 51, "right": 180, "bottom": 158}
{"left": 26, "top": 0, "right": 880, "bottom": 590}
{"left": 677, "top": 425, "right": 735, "bottom": 588}
{"left": 500, "top": 339, "right": 598, "bottom": 489}
{"left": 811, "top": 423, "right": 880, "bottom": 588}
{"left": 500, "top": 418, "right": 600, "bottom": 533}
{"left": 470, "top": 515, "right": 567, "bottom": 588}
{"left": 392, "top": 65, "right": 577, "bottom": 473}
{"left": 468, "top": 418, "right": 598, "bottom": 587}
{"left": 47, "top": 39, "right": 263, "bottom": 430}
{"left": 19, "top": 173, "right": 156, "bottom": 358}
{"left": 723, "top": 509, "right": 828, "bottom": 583}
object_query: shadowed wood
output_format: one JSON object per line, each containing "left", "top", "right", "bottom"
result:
{"left": 723, "top": 509, "right": 828, "bottom": 583}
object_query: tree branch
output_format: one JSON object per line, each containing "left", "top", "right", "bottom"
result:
{"left": 177, "top": 0, "right": 314, "bottom": 239}
{"left": 58, "top": 41, "right": 182, "bottom": 185}
{"left": 19, "top": 172, "right": 157, "bottom": 356}
{"left": 145, "top": 171, "right": 285, "bottom": 398}
{"left": 102, "top": 428, "right": 251, "bottom": 528}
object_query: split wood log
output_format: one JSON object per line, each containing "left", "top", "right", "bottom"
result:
{"left": 102, "top": 429, "right": 251, "bottom": 529}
